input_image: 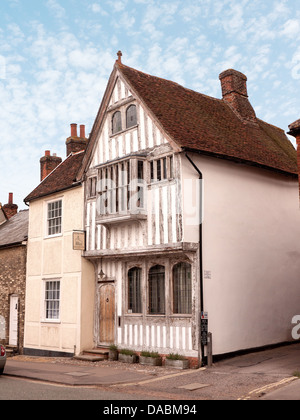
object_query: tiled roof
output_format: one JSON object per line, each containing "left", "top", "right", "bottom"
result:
{"left": 0, "top": 210, "right": 28, "bottom": 247}
{"left": 118, "top": 63, "right": 297, "bottom": 176}
{"left": 24, "top": 151, "right": 85, "bottom": 203}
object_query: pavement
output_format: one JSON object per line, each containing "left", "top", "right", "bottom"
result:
{"left": 3, "top": 342, "right": 300, "bottom": 400}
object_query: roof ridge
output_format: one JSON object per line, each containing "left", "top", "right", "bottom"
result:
{"left": 117, "top": 62, "right": 225, "bottom": 104}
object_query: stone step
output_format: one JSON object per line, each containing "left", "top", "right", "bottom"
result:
{"left": 83, "top": 347, "right": 109, "bottom": 356}
{"left": 73, "top": 347, "right": 110, "bottom": 362}
{"left": 73, "top": 354, "right": 106, "bottom": 362}
{"left": 5, "top": 346, "right": 18, "bottom": 357}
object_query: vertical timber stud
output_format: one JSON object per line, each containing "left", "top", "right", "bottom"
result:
{"left": 184, "top": 152, "right": 205, "bottom": 367}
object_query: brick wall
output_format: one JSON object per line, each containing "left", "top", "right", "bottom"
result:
{"left": 0, "top": 245, "right": 27, "bottom": 353}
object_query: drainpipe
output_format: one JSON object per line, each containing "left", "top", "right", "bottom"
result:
{"left": 184, "top": 152, "right": 205, "bottom": 367}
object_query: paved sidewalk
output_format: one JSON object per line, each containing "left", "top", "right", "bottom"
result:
{"left": 3, "top": 342, "right": 300, "bottom": 400}
{"left": 4, "top": 357, "right": 171, "bottom": 386}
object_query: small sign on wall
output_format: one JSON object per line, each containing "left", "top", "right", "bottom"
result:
{"left": 73, "top": 230, "right": 86, "bottom": 250}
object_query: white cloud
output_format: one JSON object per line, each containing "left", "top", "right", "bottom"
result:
{"left": 281, "top": 19, "right": 300, "bottom": 39}
{"left": 90, "top": 3, "right": 108, "bottom": 15}
{"left": 46, "top": 0, "right": 66, "bottom": 19}
{"left": 0, "top": 0, "right": 299, "bottom": 208}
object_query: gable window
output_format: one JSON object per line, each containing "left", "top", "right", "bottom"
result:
{"left": 126, "top": 105, "right": 137, "bottom": 129}
{"left": 44, "top": 280, "right": 60, "bottom": 320}
{"left": 173, "top": 263, "right": 192, "bottom": 314}
{"left": 47, "top": 200, "right": 62, "bottom": 236}
{"left": 149, "top": 265, "right": 165, "bottom": 314}
{"left": 128, "top": 267, "right": 142, "bottom": 313}
{"left": 112, "top": 111, "right": 122, "bottom": 134}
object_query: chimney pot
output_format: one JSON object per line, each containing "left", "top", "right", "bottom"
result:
{"left": 70, "top": 123, "right": 78, "bottom": 137}
{"left": 8, "top": 192, "right": 13, "bottom": 205}
{"left": 45, "top": 150, "right": 51, "bottom": 156}
{"left": 80, "top": 124, "right": 86, "bottom": 139}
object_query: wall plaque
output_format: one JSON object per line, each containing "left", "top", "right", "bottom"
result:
{"left": 73, "top": 230, "right": 86, "bottom": 250}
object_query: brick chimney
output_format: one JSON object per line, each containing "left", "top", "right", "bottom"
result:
{"left": 65, "top": 123, "right": 88, "bottom": 156}
{"left": 40, "top": 150, "right": 62, "bottom": 181}
{"left": 2, "top": 193, "right": 18, "bottom": 219}
{"left": 288, "top": 118, "right": 300, "bottom": 200}
{"left": 219, "top": 69, "right": 256, "bottom": 123}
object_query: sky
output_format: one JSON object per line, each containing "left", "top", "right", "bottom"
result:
{"left": 0, "top": 0, "right": 300, "bottom": 209}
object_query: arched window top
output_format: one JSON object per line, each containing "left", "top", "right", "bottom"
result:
{"left": 112, "top": 111, "right": 122, "bottom": 134}
{"left": 126, "top": 104, "right": 137, "bottom": 129}
{"left": 173, "top": 262, "right": 192, "bottom": 272}
{"left": 149, "top": 264, "right": 165, "bottom": 275}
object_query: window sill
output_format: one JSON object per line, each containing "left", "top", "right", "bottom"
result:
{"left": 44, "top": 233, "right": 63, "bottom": 240}
{"left": 41, "top": 319, "right": 61, "bottom": 324}
{"left": 97, "top": 212, "right": 147, "bottom": 226}
{"left": 110, "top": 124, "right": 138, "bottom": 138}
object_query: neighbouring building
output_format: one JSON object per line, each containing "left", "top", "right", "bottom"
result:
{"left": 0, "top": 193, "right": 28, "bottom": 354}
{"left": 76, "top": 53, "right": 300, "bottom": 365}
{"left": 23, "top": 125, "right": 94, "bottom": 357}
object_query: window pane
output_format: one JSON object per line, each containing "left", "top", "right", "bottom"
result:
{"left": 156, "top": 160, "right": 161, "bottom": 181}
{"left": 47, "top": 200, "right": 62, "bottom": 235}
{"left": 126, "top": 105, "right": 137, "bottom": 128}
{"left": 150, "top": 161, "right": 154, "bottom": 182}
{"left": 45, "top": 280, "right": 60, "bottom": 320}
{"left": 128, "top": 267, "right": 142, "bottom": 313}
{"left": 163, "top": 157, "right": 167, "bottom": 179}
{"left": 149, "top": 265, "right": 165, "bottom": 314}
{"left": 137, "top": 160, "right": 144, "bottom": 181}
{"left": 173, "top": 263, "right": 192, "bottom": 314}
{"left": 112, "top": 111, "right": 122, "bottom": 134}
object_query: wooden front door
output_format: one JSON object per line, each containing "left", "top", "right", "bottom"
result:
{"left": 99, "top": 283, "right": 115, "bottom": 344}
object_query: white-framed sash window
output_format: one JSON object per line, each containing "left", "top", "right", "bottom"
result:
{"left": 47, "top": 199, "right": 62, "bottom": 236}
{"left": 44, "top": 279, "right": 61, "bottom": 321}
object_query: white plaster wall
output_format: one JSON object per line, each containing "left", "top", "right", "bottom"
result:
{"left": 24, "top": 187, "right": 94, "bottom": 355}
{"left": 182, "top": 153, "right": 300, "bottom": 355}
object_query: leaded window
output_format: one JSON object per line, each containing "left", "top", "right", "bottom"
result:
{"left": 173, "top": 263, "right": 192, "bottom": 314}
{"left": 126, "top": 105, "right": 137, "bottom": 128}
{"left": 112, "top": 111, "right": 122, "bottom": 134}
{"left": 128, "top": 267, "right": 142, "bottom": 313}
{"left": 149, "top": 265, "right": 165, "bottom": 314}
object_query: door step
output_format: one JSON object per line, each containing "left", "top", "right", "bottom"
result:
{"left": 73, "top": 347, "right": 109, "bottom": 362}
{"left": 5, "top": 345, "right": 18, "bottom": 357}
